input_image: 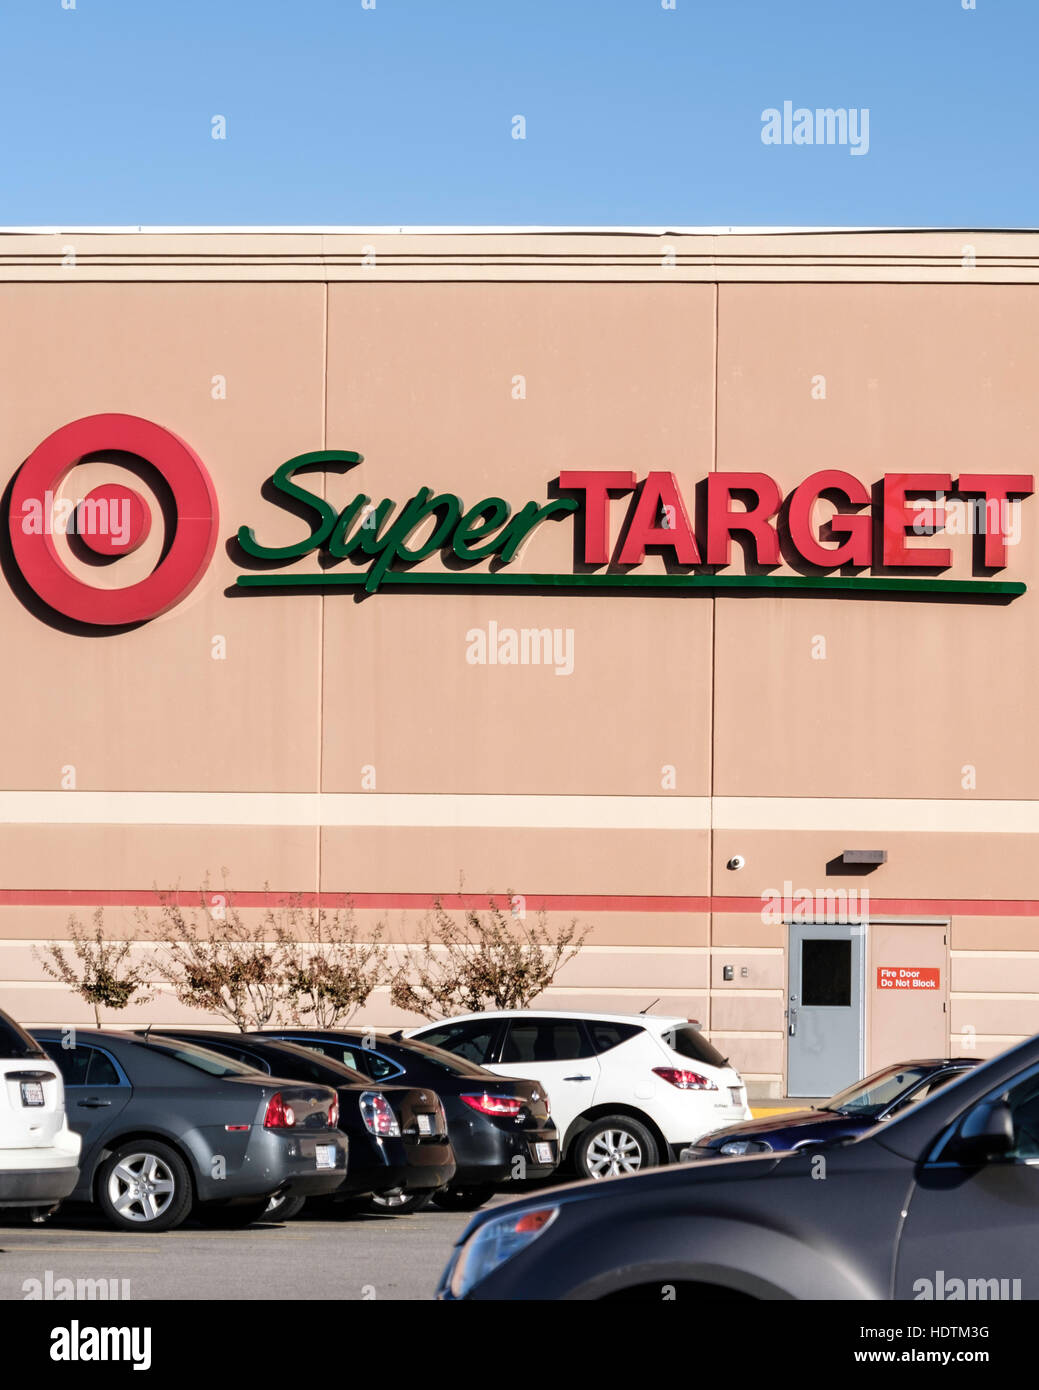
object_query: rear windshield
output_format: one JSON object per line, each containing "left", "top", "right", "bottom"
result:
{"left": 665, "top": 1024, "right": 729, "bottom": 1070}
{"left": 385, "top": 1035, "right": 500, "bottom": 1079}
{"left": 249, "top": 1040, "right": 367, "bottom": 1086}
{"left": 0, "top": 1009, "right": 46, "bottom": 1059}
{"left": 142, "top": 1037, "right": 262, "bottom": 1078}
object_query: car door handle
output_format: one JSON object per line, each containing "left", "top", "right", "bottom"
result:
{"left": 563, "top": 1075, "right": 591, "bottom": 1082}
{"left": 77, "top": 1098, "right": 113, "bottom": 1108}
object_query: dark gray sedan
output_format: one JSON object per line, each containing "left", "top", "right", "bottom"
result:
{"left": 33, "top": 1029, "right": 348, "bottom": 1232}
{"left": 438, "top": 1032, "right": 1039, "bottom": 1300}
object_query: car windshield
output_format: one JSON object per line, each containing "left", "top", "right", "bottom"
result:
{"left": 2, "top": 1010, "right": 46, "bottom": 1058}
{"left": 821, "top": 1064, "right": 935, "bottom": 1116}
{"left": 142, "top": 1037, "right": 263, "bottom": 1078}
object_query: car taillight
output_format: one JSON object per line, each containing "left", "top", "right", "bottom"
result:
{"left": 359, "top": 1091, "right": 401, "bottom": 1137}
{"left": 461, "top": 1093, "right": 523, "bottom": 1117}
{"left": 263, "top": 1092, "right": 297, "bottom": 1128}
{"left": 327, "top": 1098, "right": 339, "bottom": 1128}
{"left": 652, "top": 1067, "right": 718, "bottom": 1091}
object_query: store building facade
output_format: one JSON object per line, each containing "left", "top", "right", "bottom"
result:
{"left": 0, "top": 227, "right": 1036, "bottom": 1097}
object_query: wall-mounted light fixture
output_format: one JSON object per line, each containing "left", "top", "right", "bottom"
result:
{"left": 841, "top": 850, "right": 887, "bottom": 865}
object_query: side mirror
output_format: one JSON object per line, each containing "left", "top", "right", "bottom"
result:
{"left": 949, "top": 1099, "right": 1015, "bottom": 1163}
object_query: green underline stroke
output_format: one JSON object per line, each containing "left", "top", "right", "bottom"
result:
{"left": 236, "top": 572, "right": 1025, "bottom": 596}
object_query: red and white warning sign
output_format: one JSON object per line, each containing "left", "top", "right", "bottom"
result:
{"left": 877, "top": 966, "right": 941, "bottom": 991}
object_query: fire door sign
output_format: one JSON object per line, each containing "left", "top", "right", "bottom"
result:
{"left": 877, "top": 966, "right": 941, "bottom": 991}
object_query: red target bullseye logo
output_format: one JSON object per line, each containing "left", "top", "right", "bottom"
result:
{"left": 9, "top": 414, "right": 219, "bottom": 626}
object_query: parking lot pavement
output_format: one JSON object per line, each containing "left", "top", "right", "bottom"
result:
{"left": 0, "top": 1198, "right": 514, "bottom": 1302}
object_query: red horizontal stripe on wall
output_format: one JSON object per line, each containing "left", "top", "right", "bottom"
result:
{"left": 0, "top": 890, "right": 1036, "bottom": 916}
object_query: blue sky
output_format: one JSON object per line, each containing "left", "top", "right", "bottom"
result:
{"left": 0, "top": 0, "right": 1029, "bottom": 227}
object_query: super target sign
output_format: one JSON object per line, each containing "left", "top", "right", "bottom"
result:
{"left": 4, "top": 414, "right": 1033, "bottom": 629}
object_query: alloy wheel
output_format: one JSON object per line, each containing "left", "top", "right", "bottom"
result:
{"left": 106, "top": 1151, "right": 177, "bottom": 1224}
{"left": 585, "top": 1128, "right": 645, "bottom": 1177}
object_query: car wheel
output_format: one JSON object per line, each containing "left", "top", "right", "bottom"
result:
{"left": 572, "top": 1117, "right": 658, "bottom": 1179}
{"left": 431, "top": 1185, "right": 496, "bottom": 1212}
{"left": 263, "top": 1191, "right": 307, "bottom": 1222}
{"left": 194, "top": 1199, "right": 272, "bottom": 1228}
{"left": 365, "top": 1189, "right": 435, "bottom": 1215}
{"left": 97, "top": 1141, "right": 193, "bottom": 1232}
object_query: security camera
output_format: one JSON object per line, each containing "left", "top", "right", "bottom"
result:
{"left": 727, "top": 855, "right": 745, "bottom": 871}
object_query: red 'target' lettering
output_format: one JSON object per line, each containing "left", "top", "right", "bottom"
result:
{"left": 957, "top": 473, "right": 1034, "bottom": 568}
{"left": 557, "top": 470, "right": 636, "bottom": 564}
{"left": 787, "top": 469, "right": 872, "bottom": 566}
{"left": 617, "top": 472, "right": 700, "bottom": 565}
{"left": 882, "top": 473, "right": 952, "bottom": 567}
{"left": 705, "top": 472, "right": 782, "bottom": 566}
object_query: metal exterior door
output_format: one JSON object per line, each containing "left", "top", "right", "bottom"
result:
{"left": 787, "top": 922, "right": 865, "bottom": 1097}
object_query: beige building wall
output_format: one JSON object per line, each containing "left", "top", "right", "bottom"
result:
{"left": 0, "top": 229, "right": 1036, "bottom": 1095}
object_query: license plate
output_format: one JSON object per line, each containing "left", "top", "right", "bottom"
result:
{"left": 416, "top": 1113, "right": 433, "bottom": 1135}
{"left": 20, "top": 1082, "right": 44, "bottom": 1107}
{"left": 315, "top": 1144, "right": 336, "bottom": 1169}
{"left": 535, "top": 1142, "right": 554, "bottom": 1164}
{"left": 729, "top": 1087, "right": 743, "bottom": 1106}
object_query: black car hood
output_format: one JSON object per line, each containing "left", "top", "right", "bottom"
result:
{"left": 700, "top": 1108, "right": 863, "bottom": 1143}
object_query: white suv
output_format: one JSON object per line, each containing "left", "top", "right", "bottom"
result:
{"left": 406, "top": 1011, "right": 752, "bottom": 1180}
{"left": 0, "top": 1007, "right": 80, "bottom": 1212}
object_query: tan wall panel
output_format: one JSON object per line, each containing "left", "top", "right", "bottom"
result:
{"left": 711, "top": 832, "right": 1039, "bottom": 902}
{"left": 709, "top": 994, "right": 784, "bottom": 1032}
{"left": 0, "top": 826, "right": 318, "bottom": 892}
{"left": 321, "top": 594, "right": 713, "bottom": 796}
{"left": 952, "top": 954, "right": 1039, "bottom": 992}
{"left": 710, "top": 951, "right": 785, "bottom": 989}
{"left": 719, "top": 284, "right": 1039, "bottom": 483}
{"left": 709, "top": 1036, "right": 784, "bottom": 1076}
{"left": 951, "top": 918, "right": 1039, "bottom": 950}
{"left": 710, "top": 913, "right": 787, "bottom": 950}
{"left": 951, "top": 998, "right": 1039, "bottom": 1037}
{"left": 0, "top": 282, "right": 326, "bottom": 793}
{"left": 319, "top": 827, "right": 710, "bottom": 897}
{"left": 551, "top": 949, "right": 708, "bottom": 991}
{"left": 713, "top": 599, "right": 1039, "bottom": 801}
{"left": 715, "top": 282, "right": 1039, "bottom": 800}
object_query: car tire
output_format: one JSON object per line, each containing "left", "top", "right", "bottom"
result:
{"left": 364, "top": 1189, "right": 435, "bottom": 1216}
{"left": 96, "top": 1140, "right": 194, "bottom": 1232}
{"left": 572, "top": 1117, "right": 658, "bottom": 1180}
{"left": 431, "top": 1185, "right": 496, "bottom": 1212}
{"left": 263, "top": 1191, "right": 307, "bottom": 1222}
{"left": 194, "top": 1199, "right": 272, "bottom": 1228}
